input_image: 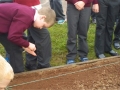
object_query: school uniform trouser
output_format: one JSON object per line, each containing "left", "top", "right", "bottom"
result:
{"left": 0, "top": 34, "right": 24, "bottom": 73}
{"left": 49, "top": 0, "right": 65, "bottom": 21}
{"left": 95, "top": 0, "right": 120, "bottom": 56}
{"left": 66, "top": 4, "right": 91, "bottom": 60}
{"left": 25, "top": 27, "right": 51, "bottom": 70}
{"left": 113, "top": 19, "right": 120, "bottom": 43}
{"left": 91, "top": 10, "right": 96, "bottom": 20}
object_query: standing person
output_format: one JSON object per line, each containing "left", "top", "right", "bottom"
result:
{"left": 14, "top": 0, "right": 52, "bottom": 70}
{"left": 65, "top": 0, "right": 99, "bottom": 64}
{"left": 50, "top": 0, "right": 65, "bottom": 24}
{"left": 0, "top": 55, "right": 14, "bottom": 90}
{"left": 95, "top": 0, "right": 120, "bottom": 59}
{"left": 0, "top": 3, "right": 56, "bottom": 73}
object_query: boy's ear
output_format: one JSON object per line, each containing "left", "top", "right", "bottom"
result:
{"left": 40, "top": 15, "right": 46, "bottom": 19}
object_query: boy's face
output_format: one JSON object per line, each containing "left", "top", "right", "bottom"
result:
{"left": 33, "top": 15, "right": 50, "bottom": 29}
{"left": 0, "top": 79, "right": 11, "bottom": 90}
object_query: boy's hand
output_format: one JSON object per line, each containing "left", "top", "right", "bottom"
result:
{"left": 23, "top": 47, "right": 37, "bottom": 56}
{"left": 22, "top": 42, "right": 37, "bottom": 56}
{"left": 92, "top": 4, "right": 99, "bottom": 13}
{"left": 74, "top": 1, "right": 85, "bottom": 10}
{"left": 28, "top": 42, "right": 36, "bottom": 51}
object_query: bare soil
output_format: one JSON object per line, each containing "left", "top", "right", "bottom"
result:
{"left": 9, "top": 56, "right": 120, "bottom": 90}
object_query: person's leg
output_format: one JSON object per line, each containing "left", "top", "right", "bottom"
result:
{"left": 95, "top": 0, "right": 108, "bottom": 58}
{"left": 113, "top": 19, "right": 120, "bottom": 49}
{"left": 25, "top": 30, "right": 37, "bottom": 70}
{"left": 77, "top": 7, "right": 91, "bottom": 61}
{"left": 66, "top": 4, "right": 79, "bottom": 63}
{"left": 104, "top": 0, "right": 120, "bottom": 53}
{"left": 26, "top": 27, "right": 51, "bottom": 70}
{"left": 5, "top": 33, "right": 27, "bottom": 63}
{"left": 49, "top": 0, "right": 65, "bottom": 24}
{"left": 0, "top": 34, "right": 24, "bottom": 73}
{"left": 0, "top": 0, "right": 14, "bottom": 63}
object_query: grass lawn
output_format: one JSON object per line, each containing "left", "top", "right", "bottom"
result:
{"left": 0, "top": 22, "right": 119, "bottom": 67}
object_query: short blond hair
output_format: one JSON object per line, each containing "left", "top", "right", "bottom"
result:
{"left": 38, "top": 7, "right": 56, "bottom": 27}
{"left": 0, "top": 55, "right": 14, "bottom": 82}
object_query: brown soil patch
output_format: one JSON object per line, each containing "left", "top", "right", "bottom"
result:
{"left": 8, "top": 56, "right": 120, "bottom": 90}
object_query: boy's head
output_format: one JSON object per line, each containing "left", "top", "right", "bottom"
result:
{"left": 0, "top": 55, "right": 14, "bottom": 90}
{"left": 33, "top": 7, "right": 56, "bottom": 29}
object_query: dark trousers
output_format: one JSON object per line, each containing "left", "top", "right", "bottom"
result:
{"left": 95, "top": 0, "right": 120, "bottom": 55}
{"left": 66, "top": 4, "right": 91, "bottom": 59}
{"left": 25, "top": 27, "right": 51, "bottom": 70}
{"left": 113, "top": 10, "right": 120, "bottom": 43}
{"left": 49, "top": 0, "right": 65, "bottom": 21}
{"left": 91, "top": 10, "right": 96, "bottom": 20}
{"left": 113, "top": 19, "right": 120, "bottom": 43}
{"left": 0, "top": 34, "right": 24, "bottom": 73}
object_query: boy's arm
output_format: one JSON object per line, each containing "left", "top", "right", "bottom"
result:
{"left": 8, "top": 12, "right": 37, "bottom": 56}
{"left": 8, "top": 20, "right": 29, "bottom": 48}
{"left": 74, "top": 1, "right": 85, "bottom": 10}
{"left": 65, "top": 0, "right": 88, "bottom": 10}
{"left": 8, "top": 8, "right": 33, "bottom": 48}
{"left": 65, "top": 0, "right": 88, "bottom": 4}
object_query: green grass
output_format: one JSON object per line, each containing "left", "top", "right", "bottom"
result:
{"left": 0, "top": 22, "right": 120, "bottom": 67}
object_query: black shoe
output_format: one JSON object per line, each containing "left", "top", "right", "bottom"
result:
{"left": 25, "top": 65, "right": 37, "bottom": 71}
{"left": 37, "top": 64, "right": 51, "bottom": 69}
{"left": 97, "top": 54, "right": 105, "bottom": 59}
{"left": 108, "top": 50, "right": 118, "bottom": 56}
{"left": 113, "top": 42, "right": 120, "bottom": 49}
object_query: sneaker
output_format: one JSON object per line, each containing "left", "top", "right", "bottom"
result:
{"left": 108, "top": 50, "right": 118, "bottom": 56}
{"left": 57, "top": 20, "right": 65, "bottom": 24}
{"left": 80, "top": 57, "right": 88, "bottom": 62}
{"left": 113, "top": 42, "right": 120, "bottom": 49}
{"left": 66, "top": 59, "right": 75, "bottom": 64}
{"left": 97, "top": 54, "right": 105, "bottom": 59}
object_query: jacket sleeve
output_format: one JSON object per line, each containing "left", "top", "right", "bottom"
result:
{"left": 8, "top": 10, "right": 30, "bottom": 47}
{"left": 92, "top": 0, "right": 98, "bottom": 4}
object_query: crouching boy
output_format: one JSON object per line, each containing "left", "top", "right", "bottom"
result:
{"left": 0, "top": 3, "right": 56, "bottom": 73}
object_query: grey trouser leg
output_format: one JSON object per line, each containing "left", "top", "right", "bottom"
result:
{"left": 66, "top": 4, "right": 91, "bottom": 60}
{"left": 95, "top": 0, "right": 120, "bottom": 55}
{"left": 0, "top": 34, "right": 24, "bottom": 73}
{"left": 49, "top": 0, "right": 65, "bottom": 21}
{"left": 26, "top": 27, "right": 51, "bottom": 69}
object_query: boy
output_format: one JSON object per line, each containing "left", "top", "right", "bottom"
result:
{"left": 14, "top": 0, "right": 53, "bottom": 70}
{"left": 0, "top": 3, "right": 56, "bottom": 73}
{"left": 95, "top": 0, "right": 120, "bottom": 58}
{"left": 65, "top": 0, "right": 99, "bottom": 64}
{"left": 0, "top": 55, "right": 14, "bottom": 90}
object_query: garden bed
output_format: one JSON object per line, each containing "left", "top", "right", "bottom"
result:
{"left": 9, "top": 56, "right": 120, "bottom": 90}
